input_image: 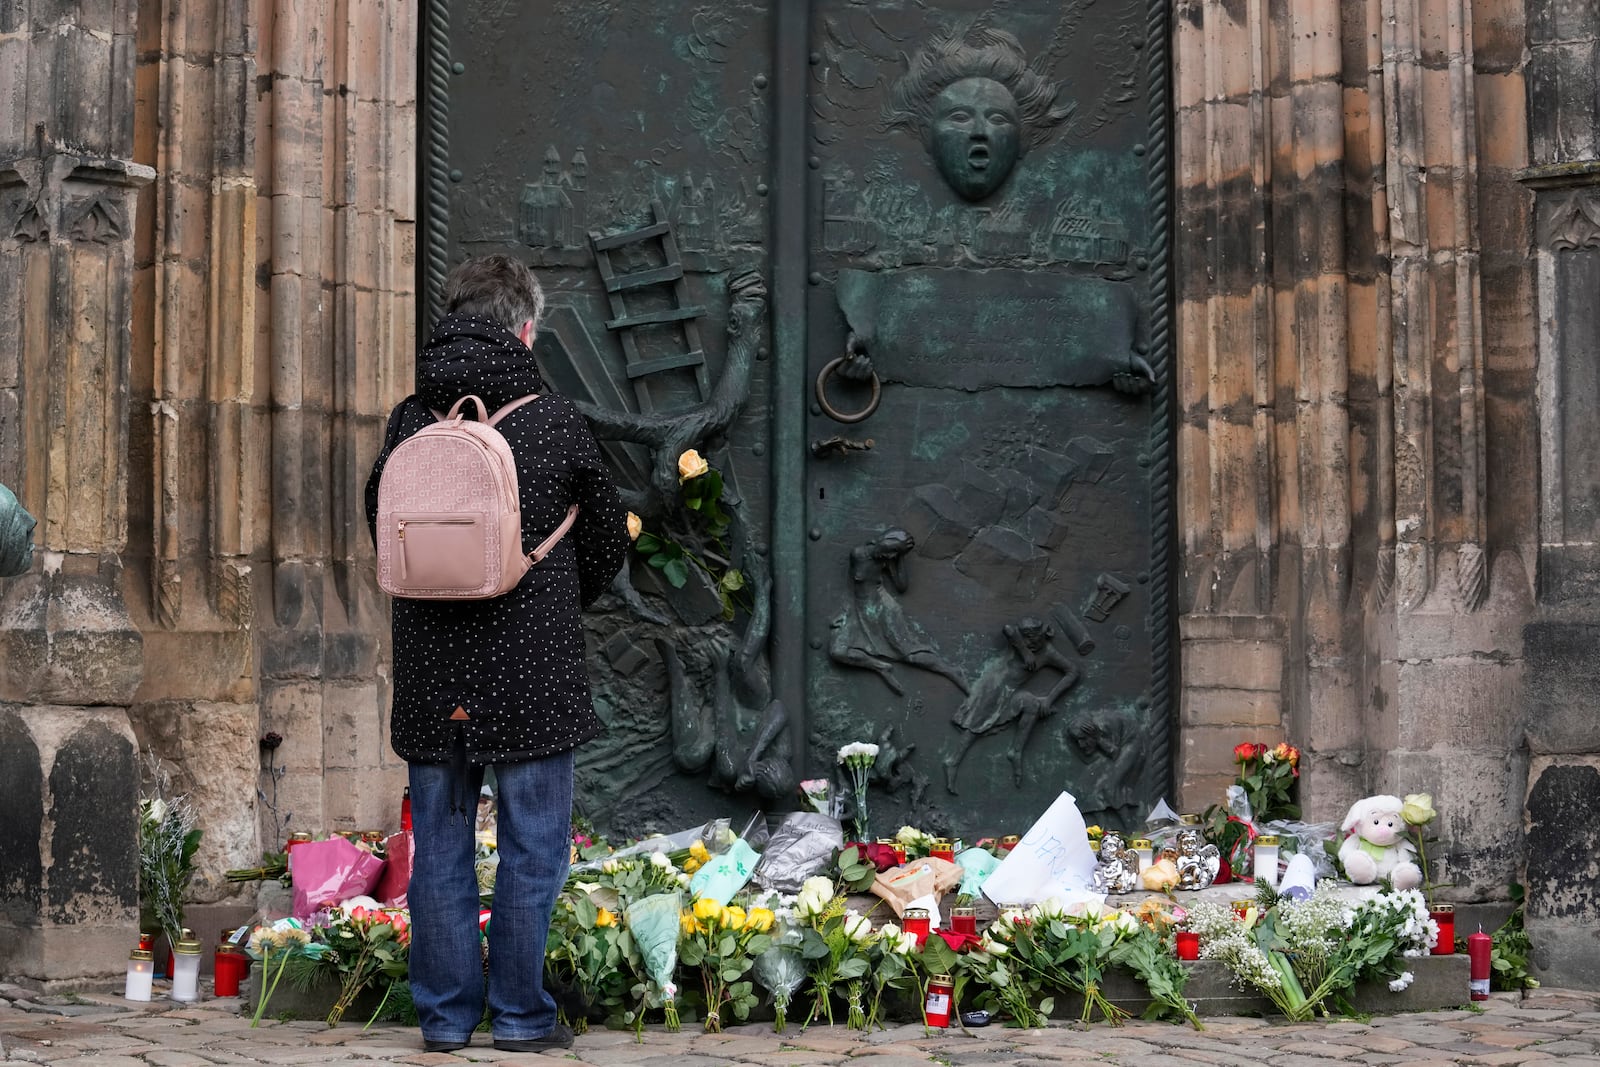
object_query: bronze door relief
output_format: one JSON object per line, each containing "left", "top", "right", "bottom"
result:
{"left": 422, "top": 0, "right": 1172, "bottom": 836}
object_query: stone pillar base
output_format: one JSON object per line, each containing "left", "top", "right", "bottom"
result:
{"left": 0, "top": 705, "right": 139, "bottom": 983}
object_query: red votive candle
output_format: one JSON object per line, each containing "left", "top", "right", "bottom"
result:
{"left": 903, "top": 907, "right": 931, "bottom": 946}
{"left": 1176, "top": 931, "right": 1200, "bottom": 960}
{"left": 213, "top": 941, "right": 247, "bottom": 997}
{"left": 950, "top": 907, "right": 977, "bottom": 936}
{"left": 1430, "top": 905, "right": 1455, "bottom": 955}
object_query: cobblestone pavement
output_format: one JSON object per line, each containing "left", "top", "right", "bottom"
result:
{"left": 3, "top": 985, "right": 1599, "bottom": 1067}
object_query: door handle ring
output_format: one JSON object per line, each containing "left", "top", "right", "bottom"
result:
{"left": 815, "top": 356, "right": 881, "bottom": 424}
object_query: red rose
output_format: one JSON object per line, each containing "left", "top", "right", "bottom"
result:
{"left": 1233, "top": 742, "right": 1257, "bottom": 763}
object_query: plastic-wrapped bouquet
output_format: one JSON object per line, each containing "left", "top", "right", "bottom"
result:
{"left": 752, "top": 916, "right": 808, "bottom": 1032}
{"left": 625, "top": 892, "right": 684, "bottom": 1036}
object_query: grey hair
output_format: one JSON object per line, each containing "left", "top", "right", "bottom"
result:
{"left": 443, "top": 253, "right": 546, "bottom": 335}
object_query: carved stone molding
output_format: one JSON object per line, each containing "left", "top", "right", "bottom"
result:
{"left": 11, "top": 200, "right": 47, "bottom": 243}
{"left": 65, "top": 195, "right": 125, "bottom": 245}
{"left": 1540, "top": 190, "right": 1600, "bottom": 252}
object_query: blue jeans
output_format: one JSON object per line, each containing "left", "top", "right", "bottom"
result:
{"left": 407, "top": 752, "right": 573, "bottom": 1042}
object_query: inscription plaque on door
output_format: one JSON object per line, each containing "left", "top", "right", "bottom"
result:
{"left": 422, "top": 0, "right": 1173, "bottom": 836}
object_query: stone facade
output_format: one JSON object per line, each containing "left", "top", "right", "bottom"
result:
{"left": 0, "top": 0, "right": 1596, "bottom": 989}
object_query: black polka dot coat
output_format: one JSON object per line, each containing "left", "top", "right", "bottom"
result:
{"left": 365, "top": 314, "right": 630, "bottom": 764}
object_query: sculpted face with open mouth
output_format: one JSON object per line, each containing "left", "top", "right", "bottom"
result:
{"left": 930, "top": 76, "right": 1022, "bottom": 200}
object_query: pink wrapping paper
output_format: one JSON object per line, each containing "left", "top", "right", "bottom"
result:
{"left": 290, "top": 836, "right": 385, "bottom": 919}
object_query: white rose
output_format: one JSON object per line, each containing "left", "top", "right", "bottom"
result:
{"left": 649, "top": 851, "right": 671, "bottom": 869}
{"left": 143, "top": 798, "right": 168, "bottom": 826}
{"left": 843, "top": 911, "right": 872, "bottom": 942}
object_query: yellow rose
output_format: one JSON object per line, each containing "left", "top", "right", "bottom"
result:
{"left": 721, "top": 905, "right": 746, "bottom": 931}
{"left": 690, "top": 840, "right": 712, "bottom": 864}
{"left": 745, "top": 907, "right": 775, "bottom": 933}
{"left": 626, "top": 512, "right": 643, "bottom": 541}
{"left": 595, "top": 907, "right": 615, "bottom": 928}
{"left": 683, "top": 856, "right": 702, "bottom": 874}
{"left": 678, "top": 449, "right": 710, "bottom": 481}
{"left": 693, "top": 897, "right": 723, "bottom": 924}
{"left": 1402, "top": 793, "right": 1436, "bottom": 826}
{"left": 681, "top": 911, "right": 698, "bottom": 937}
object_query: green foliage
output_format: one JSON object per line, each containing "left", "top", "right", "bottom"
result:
{"left": 836, "top": 848, "right": 879, "bottom": 893}
{"left": 631, "top": 457, "right": 747, "bottom": 619}
{"left": 1487, "top": 884, "right": 1539, "bottom": 992}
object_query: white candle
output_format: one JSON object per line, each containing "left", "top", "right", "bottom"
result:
{"left": 1130, "top": 838, "right": 1154, "bottom": 872}
{"left": 124, "top": 952, "right": 154, "bottom": 1002}
{"left": 170, "top": 931, "right": 202, "bottom": 1003}
{"left": 1254, "top": 835, "right": 1281, "bottom": 889}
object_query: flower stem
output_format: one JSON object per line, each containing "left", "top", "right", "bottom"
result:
{"left": 250, "top": 949, "right": 289, "bottom": 1028}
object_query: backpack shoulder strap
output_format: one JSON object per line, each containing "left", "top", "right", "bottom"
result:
{"left": 528, "top": 505, "right": 579, "bottom": 564}
{"left": 487, "top": 393, "right": 542, "bottom": 427}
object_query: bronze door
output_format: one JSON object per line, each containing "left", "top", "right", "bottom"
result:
{"left": 422, "top": 0, "right": 1172, "bottom": 837}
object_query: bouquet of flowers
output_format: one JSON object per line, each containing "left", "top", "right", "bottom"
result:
{"left": 678, "top": 898, "right": 775, "bottom": 1031}
{"left": 895, "top": 825, "right": 937, "bottom": 860}
{"left": 837, "top": 742, "right": 879, "bottom": 842}
{"left": 321, "top": 904, "right": 410, "bottom": 1025}
{"left": 984, "top": 901, "right": 1134, "bottom": 1027}
{"left": 795, "top": 876, "right": 874, "bottom": 1028}
{"left": 631, "top": 450, "right": 747, "bottom": 619}
{"left": 867, "top": 921, "right": 922, "bottom": 1029}
{"left": 546, "top": 890, "right": 639, "bottom": 1032}
{"left": 625, "top": 891, "right": 685, "bottom": 1035}
{"left": 1185, "top": 884, "right": 1437, "bottom": 1020}
{"left": 137, "top": 765, "right": 203, "bottom": 956}
{"left": 752, "top": 916, "right": 808, "bottom": 1032}
{"left": 246, "top": 921, "right": 315, "bottom": 1027}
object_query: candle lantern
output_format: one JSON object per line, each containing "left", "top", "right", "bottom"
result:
{"left": 903, "top": 907, "right": 932, "bottom": 946}
{"left": 930, "top": 838, "right": 955, "bottom": 862}
{"left": 1467, "top": 927, "right": 1492, "bottom": 1000}
{"left": 124, "top": 944, "right": 155, "bottom": 1002}
{"left": 1130, "top": 838, "right": 1154, "bottom": 872}
{"left": 170, "top": 929, "right": 202, "bottom": 1002}
{"left": 950, "top": 907, "right": 978, "bottom": 936}
{"left": 213, "top": 934, "right": 248, "bottom": 998}
{"left": 1175, "top": 931, "right": 1200, "bottom": 961}
{"left": 1253, "top": 835, "right": 1281, "bottom": 888}
{"left": 285, "top": 831, "right": 312, "bottom": 873}
{"left": 400, "top": 786, "right": 413, "bottom": 831}
{"left": 924, "top": 974, "right": 954, "bottom": 1028}
{"left": 1430, "top": 903, "right": 1456, "bottom": 955}
{"left": 1000, "top": 835, "right": 1019, "bottom": 853}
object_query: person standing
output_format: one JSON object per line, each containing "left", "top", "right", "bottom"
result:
{"left": 365, "top": 254, "right": 628, "bottom": 1052}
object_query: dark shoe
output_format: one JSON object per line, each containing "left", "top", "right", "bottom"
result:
{"left": 494, "top": 1023, "right": 575, "bottom": 1052}
{"left": 423, "top": 1038, "right": 469, "bottom": 1053}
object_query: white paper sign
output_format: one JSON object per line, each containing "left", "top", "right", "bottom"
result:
{"left": 980, "top": 791, "right": 1100, "bottom": 905}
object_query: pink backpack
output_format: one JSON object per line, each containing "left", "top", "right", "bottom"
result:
{"left": 375, "top": 394, "right": 578, "bottom": 600}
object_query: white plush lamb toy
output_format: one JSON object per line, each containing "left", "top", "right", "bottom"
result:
{"left": 1338, "top": 795, "right": 1423, "bottom": 890}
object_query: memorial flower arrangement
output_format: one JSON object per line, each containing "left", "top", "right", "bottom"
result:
{"left": 837, "top": 741, "right": 879, "bottom": 842}
{"left": 1183, "top": 884, "right": 1437, "bottom": 1020}
{"left": 246, "top": 921, "right": 315, "bottom": 1027}
{"left": 223, "top": 750, "right": 1464, "bottom": 1035}
{"left": 137, "top": 760, "right": 204, "bottom": 958}
{"left": 678, "top": 898, "right": 775, "bottom": 1031}
{"left": 322, "top": 904, "right": 410, "bottom": 1025}
{"left": 631, "top": 449, "right": 747, "bottom": 619}
{"left": 545, "top": 890, "right": 639, "bottom": 1033}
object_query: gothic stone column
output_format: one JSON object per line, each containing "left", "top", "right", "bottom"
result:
{"left": 0, "top": 0, "right": 151, "bottom": 980}
{"left": 1520, "top": 0, "right": 1600, "bottom": 990}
